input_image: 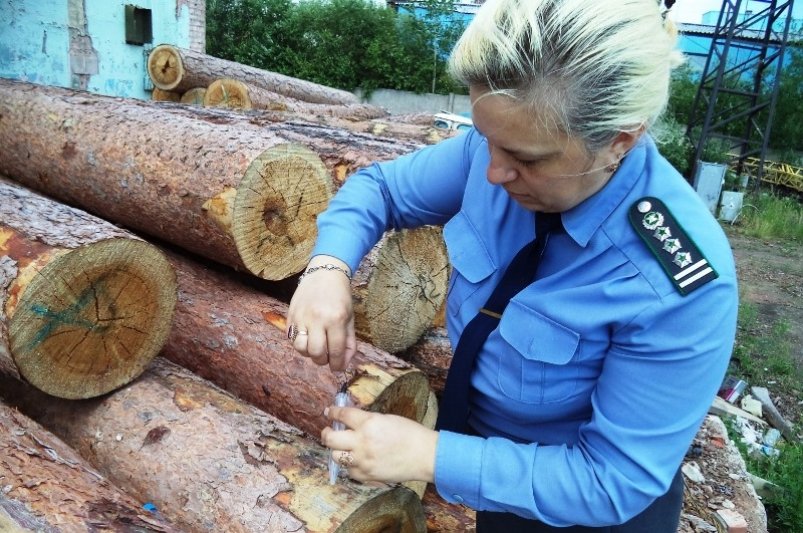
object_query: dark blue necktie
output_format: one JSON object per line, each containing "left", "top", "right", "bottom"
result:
{"left": 436, "top": 212, "right": 563, "bottom": 433}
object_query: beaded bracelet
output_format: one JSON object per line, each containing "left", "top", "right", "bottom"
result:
{"left": 298, "top": 263, "right": 351, "bottom": 284}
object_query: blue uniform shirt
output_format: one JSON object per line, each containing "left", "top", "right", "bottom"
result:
{"left": 312, "top": 128, "right": 738, "bottom": 526}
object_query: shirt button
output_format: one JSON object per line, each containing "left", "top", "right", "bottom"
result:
{"left": 453, "top": 494, "right": 464, "bottom": 504}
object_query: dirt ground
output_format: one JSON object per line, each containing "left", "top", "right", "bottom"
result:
{"left": 725, "top": 226, "right": 803, "bottom": 422}
{"left": 678, "top": 226, "right": 803, "bottom": 533}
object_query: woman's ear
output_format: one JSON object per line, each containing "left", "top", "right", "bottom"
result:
{"left": 610, "top": 125, "right": 646, "bottom": 157}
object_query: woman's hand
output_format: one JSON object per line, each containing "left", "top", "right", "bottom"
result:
{"left": 322, "top": 406, "right": 438, "bottom": 484}
{"left": 287, "top": 255, "right": 356, "bottom": 371}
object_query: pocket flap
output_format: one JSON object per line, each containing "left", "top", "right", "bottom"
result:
{"left": 499, "top": 300, "right": 579, "bottom": 365}
{"left": 443, "top": 211, "right": 496, "bottom": 283}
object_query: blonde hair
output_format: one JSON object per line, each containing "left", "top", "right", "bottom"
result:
{"left": 449, "top": 0, "right": 683, "bottom": 150}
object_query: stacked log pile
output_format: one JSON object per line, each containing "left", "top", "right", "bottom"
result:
{"left": 0, "top": 78, "right": 448, "bottom": 353}
{"left": 0, "top": 75, "right": 472, "bottom": 530}
{"left": 0, "top": 360, "right": 427, "bottom": 532}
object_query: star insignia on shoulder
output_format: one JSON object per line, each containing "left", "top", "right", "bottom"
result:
{"left": 629, "top": 197, "right": 719, "bottom": 295}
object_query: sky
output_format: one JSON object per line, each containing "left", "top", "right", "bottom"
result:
{"left": 670, "top": 0, "right": 803, "bottom": 24}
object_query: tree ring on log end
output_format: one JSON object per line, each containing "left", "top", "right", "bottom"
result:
{"left": 147, "top": 45, "right": 185, "bottom": 91}
{"left": 8, "top": 239, "right": 176, "bottom": 399}
{"left": 368, "top": 371, "right": 431, "bottom": 425}
{"left": 357, "top": 227, "right": 449, "bottom": 353}
{"left": 233, "top": 143, "right": 333, "bottom": 280}
{"left": 335, "top": 486, "right": 426, "bottom": 533}
{"left": 204, "top": 78, "right": 252, "bottom": 109}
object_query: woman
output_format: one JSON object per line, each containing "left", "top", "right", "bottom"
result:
{"left": 286, "top": 0, "right": 738, "bottom": 530}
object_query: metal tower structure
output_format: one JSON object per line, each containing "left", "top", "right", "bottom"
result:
{"left": 686, "top": 0, "right": 796, "bottom": 185}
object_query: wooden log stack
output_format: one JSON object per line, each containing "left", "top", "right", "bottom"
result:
{"left": 0, "top": 73, "right": 471, "bottom": 530}
{"left": 147, "top": 44, "right": 360, "bottom": 106}
{"left": 0, "top": 360, "right": 427, "bottom": 532}
{"left": 204, "top": 78, "right": 387, "bottom": 120}
{"left": 0, "top": 79, "right": 447, "bottom": 353}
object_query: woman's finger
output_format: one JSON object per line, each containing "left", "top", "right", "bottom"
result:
{"left": 325, "top": 405, "right": 371, "bottom": 431}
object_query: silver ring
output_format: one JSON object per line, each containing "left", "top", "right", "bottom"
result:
{"left": 288, "top": 324, "right": 307, "bottom": 342}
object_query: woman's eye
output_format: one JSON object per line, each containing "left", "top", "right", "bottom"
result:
{"left": 517, "top": 158, "right": 542, "bottom": 168}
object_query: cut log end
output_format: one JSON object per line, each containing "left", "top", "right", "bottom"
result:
{"left": 9, "top": 239, "right": 176, "bottom": 399}
{"left": 204, "top": 78, "right": 252, "bottom": 109}
{"left": 147, "top": 44, "right": 185, "bottom": 91}
{"left": 368, "top": 370, "right": 431, "bottom": 424}
{"left": 151, "top": 88, "right": 181, "bottom": 102}
{"left": 357, "top": 227, "right": 449, "bottom": 353}
{"left": 336, "top": 486, "right": 427, "bottom": 533}
{"left": 180, "top": 87, "right": 206, "bottom": 106}
{"left": 233, "top": 143, "right": 333, "bottom": 280}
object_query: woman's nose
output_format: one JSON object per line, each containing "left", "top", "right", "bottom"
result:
{"left": 486, "top": 145, "right": 518, "bottom": 184}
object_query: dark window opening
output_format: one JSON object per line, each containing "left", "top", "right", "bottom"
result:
{"left": 125, "top": 5, "right": 152, "bottom": 45}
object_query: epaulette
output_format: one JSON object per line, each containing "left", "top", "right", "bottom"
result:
{"left": 628, "top": 197, "right": 718, "bottom": 296}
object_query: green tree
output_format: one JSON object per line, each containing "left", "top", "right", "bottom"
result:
{"left": 768, "top": 45, "right": 803, "bottom": 153}
{"left": 205, "top": 0, "right": 465, "bottom": 94}
{"left": 206, "top": 0, "right": 293, "bottom": 70}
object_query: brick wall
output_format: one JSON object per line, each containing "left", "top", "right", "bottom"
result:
{"left": 178, "top": 0, "right": 205, "bottom": 52}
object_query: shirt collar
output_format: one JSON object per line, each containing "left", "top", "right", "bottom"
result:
{"left": 561, "top": 136, "right": 649, "bottom": 247}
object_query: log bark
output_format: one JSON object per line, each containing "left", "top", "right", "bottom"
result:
{"left": 0, "top": 78, "right": 334, "bottom": 281}
{"left": 180, "top": 87, "right": 207, "bottom": 105}
{"left": 160, "top": 248, "right": 434, "bottom": 439}
{"left": 396, "top": 327, "right": 452, "bottom": 398}
{"left": 205, "top": 78, "right": 387, "bottom": 120}
{"left": 148, "top": 44, "right": 358, "bottom": 105}
{"left": 0, "top": 403, "right": 177, "bottom": 532}
{"left": 0, "top": 177, "right": 176, "bottom": 399}
{"left": 0, "top": 360, "right": 427, "bottom": 533}
{"left": 308, "top": 114, "right": 458, "bottom": 147}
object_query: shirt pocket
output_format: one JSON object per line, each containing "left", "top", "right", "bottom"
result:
{"left": 496, "top": 300, "right": 580, "bottom": 404}
{"left": 443, "top": 211, "right": 496, "bottom": 316}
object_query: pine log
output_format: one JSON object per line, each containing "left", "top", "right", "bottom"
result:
{"left": 0, "top": 78, "right": 334, "bottom": 281}
{"left": 151, "top": 88, "right": 181, "bottom": 102}
{"left": 0, "top": 177, "right": 176, "bottom": 399}
{"left": 0, "top": 360, "right": 427, "bottom": 533}
{"left": 0, "top": 403, "right": 177, "bottom": 532}
{"left": 396, "top": 327, "right": 452, "bottom": 398}
{"left": 205, "top": 78, "right": 388, "bottom": 120}
{"left": 351, "top": 228, "right": 448, "bottom": 353}
{"left": 160, "top": 248, "right": 434, "bottom": 439}
{"left": 180, "top": 87, "right": 207, "bottom": 105}
{"left": 308, "top": 114, "right": 458, "bottom": 147}
{"left": 148, "top": 44, "right": 358, "bottom": 105}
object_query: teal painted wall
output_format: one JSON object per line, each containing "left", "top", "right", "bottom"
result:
{"left": 0, "top": 0, "right": 200, "bottom": 100}
{"left": 1, "top": 1, "right": 71, "bottom": 88}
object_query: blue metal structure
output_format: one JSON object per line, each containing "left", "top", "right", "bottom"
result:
{"left": 685, "top": 0, "right": 797, "bottom": 184}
